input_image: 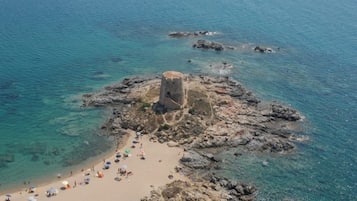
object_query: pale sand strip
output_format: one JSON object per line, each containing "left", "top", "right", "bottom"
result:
{"left": 5, "top": 131, "right": 186, "bottom": 201}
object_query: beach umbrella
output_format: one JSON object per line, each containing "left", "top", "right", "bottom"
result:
{"left": 62, "top": 180, "right": 69, "bottom": 186}
{"left": 47, "top": 187, "right": 58, "bottom": 195}
{"left": 5, "top": 194, "right": 11, "bottom": 197}
{"left": 105, "top": 161, "right": 111, "bottom": 165}
{"left": 124, "top": 149, "right": 131, "bottom": 154}
{"left": 120, "top": 165, "right": 128, "bottom": 172}
{"left": 28, "top": 196, "right": 37, "bottom": 201}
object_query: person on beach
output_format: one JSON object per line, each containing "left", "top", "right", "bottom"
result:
{"left": 126, "top": 171, "right": 133, "bottom": 178}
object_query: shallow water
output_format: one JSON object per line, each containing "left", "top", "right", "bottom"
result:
{"left": 0, "top": 0, "right": 356, "bottom": 199}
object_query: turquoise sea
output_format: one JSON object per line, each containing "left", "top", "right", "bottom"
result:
{"left": 0, "top": 0, "right": 356, "bottom": 200}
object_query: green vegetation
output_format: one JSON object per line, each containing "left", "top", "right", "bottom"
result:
{"left": 159, "top": 124, "right": 171, "bottom": 131}
{"left": 139, "top": 102, "right": 151, "bottom": 111}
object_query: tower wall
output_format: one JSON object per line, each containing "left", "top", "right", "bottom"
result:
{"left": 159, "top": 71, "right": 185, "bottom": 110}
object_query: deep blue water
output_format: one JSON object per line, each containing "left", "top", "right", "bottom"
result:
{"left": 0, "top": 0, "right": 356, "bottom": 200}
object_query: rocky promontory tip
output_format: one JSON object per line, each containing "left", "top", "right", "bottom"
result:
{"left": 82, "top": 71, "right": 306, "bottom": 200}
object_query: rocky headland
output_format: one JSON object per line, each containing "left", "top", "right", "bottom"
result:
{"left": 82, "top": 72, "right": 305, "bottom": 200}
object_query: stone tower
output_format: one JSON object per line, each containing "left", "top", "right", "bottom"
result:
{"left": 159, "top": 71, "right": 186, "bottom": 110}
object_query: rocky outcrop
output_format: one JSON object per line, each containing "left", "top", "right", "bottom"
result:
{"left": 168, "top": 31, "right": 281, "bottom": 54}
{"left": 82, "top": 76, "right": 155, "bottom": 107}
{"left": 193, "top": 39, "right": 224, "bottom": 51}
{"left": 208, "top": 175, "right": 257, "bottom": 201}
{"left": 82, "top": 73, "right": 306, "bottom": 201}
{"left": 269, "top": 104, "right": 301, "bottom": 121}
{"left": 254, "top": 46, "right": 275, "bottom": 53}
{"left": 83, "top": 74, "right": 304, "bottom": 152}
{"left": 168, "top": 31, "right": 217, "bottom": 38}
{"left": 180, "top": 150, "right": 211, "bottom": 169}
{"left": 141, "top": 179, "right": 256, "bottom": 201}
{"left": 141, "top": 180, "right": 222, "bottom": 201}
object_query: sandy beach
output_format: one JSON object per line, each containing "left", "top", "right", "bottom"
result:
{"left": 3, "top": 131, "right": 186, "bottom": 201}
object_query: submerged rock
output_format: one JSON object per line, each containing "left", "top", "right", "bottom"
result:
{"left": 0, "top": 154, "right": 15, "bottom": 163}
{"left": 110, "top": 57, "right": 122, "bottom": 63}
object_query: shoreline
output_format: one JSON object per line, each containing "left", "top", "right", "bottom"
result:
{"left": 1, "top": 130, "right": 187, "bottom": 201}
{"left": 0, "top": 137, "right": 117, "bottom": 196}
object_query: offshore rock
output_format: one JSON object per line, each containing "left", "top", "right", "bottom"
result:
{"left": 193, "top": 39, "right": 224, "bottom": 51}
{"left": 168, "top": 31, "right": 217, "bottom": 38}
{"left": 254, "top": 46, "right": 275, "bottom": 53}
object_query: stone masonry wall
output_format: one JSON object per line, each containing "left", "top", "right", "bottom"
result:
{"left": 159, "top": 71, "right": 186, "bottom": 110}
